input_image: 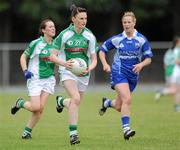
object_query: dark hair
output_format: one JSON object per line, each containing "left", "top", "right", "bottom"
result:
{"left": 172, "top": 36, "right": 180, "bottom": 49}
{"left": 38, "top": 19, "right": 53, "bottom": 36}
{"left": 70, "top": 4, "right": 87, "bottom": 18}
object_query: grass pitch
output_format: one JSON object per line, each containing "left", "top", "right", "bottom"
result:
{"left": 0, "top": 89, "right": 180, "bottom": 150}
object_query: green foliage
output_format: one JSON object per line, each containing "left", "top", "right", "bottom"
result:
{"left": 1, "top": 90, "right": 180, "bottom": 150}
{"left": 0, "top": 1, "right": 10, "bottom": 11}
{"left": 18, "top": 0, "right": 68, "bottom": 24}
{"left": 132, "top": 0, "right": 169, "bottom": 19}
{"left": 0, "top": 0, "right": 170, "bottom": 22}
{"left": 75, "top": 0, "right": 118, "bottom": 12}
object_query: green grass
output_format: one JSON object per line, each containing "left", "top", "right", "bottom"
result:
{"left": 0, "top": 90, "right": 180, "bottom": 150}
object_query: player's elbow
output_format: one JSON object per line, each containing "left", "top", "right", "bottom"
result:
{"left": 148, "top": 58, "right": 152, "bottom": 65}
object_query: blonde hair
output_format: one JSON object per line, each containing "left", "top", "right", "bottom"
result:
{"left": 122, "top": 11, "right": 136, "bottom": 23}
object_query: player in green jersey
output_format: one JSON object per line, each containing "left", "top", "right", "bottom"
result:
{"left": 155, "top": 37, "right": 180, "bottom": 112}
{"left": 155, "top": 48, "right": 175, "bottom": 100}
{"left": 11, "top": 19, "right": 71, "bottom": 139}
{"left": 171, "top": 37, "right": 180, "bottom": 111}
{"left": 50, "top": 5, "right": 97, "bottom": 145}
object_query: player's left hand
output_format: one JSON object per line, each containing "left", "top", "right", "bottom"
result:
{"left": 78, "top": 67, "right": 89, "bottom": 76}
{"left": 133, "top": 63, "right": 143, "bottom": 74}
{"left": 24, "top": 70, "right": 34, "bottom": 80}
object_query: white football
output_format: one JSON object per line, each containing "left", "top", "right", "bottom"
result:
{"left": 68, "top": 58, "right": 87, "bottom": 76}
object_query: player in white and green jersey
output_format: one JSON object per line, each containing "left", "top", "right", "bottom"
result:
{"left": 11, "top": 19, "right": 57, "bottom": 139}
{"left": 155, "top": 49, "right": 176, "bottom": 101}
{"left": 171, "top": 38, "right": 180, "bottom": 111}
{"left": 23, "top": 36, "right": 55, "bottom": 79}
{"left": 53, "top": 5, "right": 97, "bottom": 145}
{"left": 155, "top": 37, "right": 180, "bottom": 112}
{"left": 164, "top": 48, "right": 175, "bottom": 83}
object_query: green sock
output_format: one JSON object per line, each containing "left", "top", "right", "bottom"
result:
{"left": 17, "top": 98, "right": 25, "bottom": 108}
{"left": 69, "top": 125, "right": 77, "bottom": 136}
{"left": 24, "top": 126, "right": 32, "bottom": 134}
{"left": 58, "top": 97, "right": 65, "bottom": 107}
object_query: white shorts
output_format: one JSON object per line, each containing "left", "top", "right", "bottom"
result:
{"left": 27, "top": 76, "right": 56, "bottom": 96}
{"left": 171, "top": 65, "right": 180, "bottom": 85}
{"left": 60, "top": 71, "right": 90, "bottom": 92}
{"left": 165, "top": 76, "right": 174, "bottom": 85}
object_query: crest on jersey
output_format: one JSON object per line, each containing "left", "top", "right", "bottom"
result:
{"left": 42, "top": 49, "right": 48, "bottom": 54}
{"left": 119, "top": 43, "right": 124, "bottom": 48}
{"left": 67, "top": 40, "right": 73, "bottom": 46}
{"left": 135, "top": 43, "right": 140, "bottom": 48}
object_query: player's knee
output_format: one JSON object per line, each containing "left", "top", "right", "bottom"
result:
{"left": 72, "top": 96, "right": 81, "bottom": 105}
{"left": 122, "top": 96, "right": 131, "bottom": 105}
{"left": 31, "top": 105, "right": 41, "bottom": 112}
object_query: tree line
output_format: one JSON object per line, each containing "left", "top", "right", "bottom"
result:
{"left": 0, "top": 0, "right": 180, "bottom": 42}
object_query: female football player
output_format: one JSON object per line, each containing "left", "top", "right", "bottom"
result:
{"left": 98, "top": 11, "right": 153, "bottom": 140}
{"left": 50, "top": 4, "right": 97, "bottom": 145}
{"left": 11, "top": 19, "right": 71, "bottom": 139}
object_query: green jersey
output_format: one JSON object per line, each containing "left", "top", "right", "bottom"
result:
{"left": 54, "top": 24, "right": 98, "bottom": 74}
{"left": 24, "top": 36, "right": 55, "bottom": 79}
{"left": 174, "top": 47, "right": 180, "bottom": 62}
{"left": 163, "top": 49, "right": 175, "bottom": 77}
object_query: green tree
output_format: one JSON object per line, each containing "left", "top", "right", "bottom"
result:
{"left": 0, "top": 0, "right": 180, "bottom": 41}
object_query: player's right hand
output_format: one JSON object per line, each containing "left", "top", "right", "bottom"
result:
{"left": 103, "top": 64, "right": 111, "bottom": 72}
{"left": 24, "top": 70, "right": 34, "bottom": 80}
{"left": 65, "top": 60, "right": 73, "bottom": 69}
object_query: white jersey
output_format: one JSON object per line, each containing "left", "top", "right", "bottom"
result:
{"left": 163, "top": 49, "right": 175, "bottom": 77}
{"left": 172, "top": 47, "right": 180, "bottom": 84}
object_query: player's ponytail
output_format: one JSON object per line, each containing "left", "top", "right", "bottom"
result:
{"left": 70, "top": 4, "right": 77, "bottom": 12}
{"left": 70, "top": 4, "right": 87, "bottom": 18}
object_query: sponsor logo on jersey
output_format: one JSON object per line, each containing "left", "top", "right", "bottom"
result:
{"left": 66, "top": 48, "right": 87, "bottom": 52}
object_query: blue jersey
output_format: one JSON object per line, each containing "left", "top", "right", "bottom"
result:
{"left": 100, "top": 30, "right": 153, "bottom": 78}
{"left": 100, "top": 30, "right": 153, "bottom": 91}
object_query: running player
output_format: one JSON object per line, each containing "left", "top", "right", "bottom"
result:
{"left": 155, "top": 40, "right": 176, "bottom": 100}
{"left": 11, "top": 19, "right": 71, "bottom": 139}
{"left": 98, "top": 11, "right": 153, "bottom": 140}
{"left": 171, "top": 37, "right": 180, "bottom": 112}
{"left": 51, "top": 4, "right": 97, "bottom": 145}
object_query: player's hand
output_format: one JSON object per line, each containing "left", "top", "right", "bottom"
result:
{"left": 78, "top": 67, "right": 89, "bottom": 76}
{"left": 24, "top": 70, "right": 34, "bottom": 80}
{"left": 133, "top": 63, "right": 143, "bottom": 74}
{"left": 103, "top": 64, "right": 111, "bottom": 73}
{"left": 64, "top": 60, "right": 73, "bottom": 69}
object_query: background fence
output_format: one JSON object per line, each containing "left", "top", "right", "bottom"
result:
{"left": 0, "top": 42, "right": 172, "bottom": 87}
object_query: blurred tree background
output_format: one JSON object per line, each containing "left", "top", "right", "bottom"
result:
{"left": 0, "top": 0, "right": 180, "bottom": 42}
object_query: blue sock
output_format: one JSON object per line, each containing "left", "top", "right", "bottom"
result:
{"left": 104, "top": 99, "right": 112, "bottom": 108}
{"left": 121, "top": 116, "right": 130, "bottom": 133}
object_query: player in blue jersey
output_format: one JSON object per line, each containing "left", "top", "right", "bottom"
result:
{"left": 98, "top": 11, "right": 153, "bottom": 140}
